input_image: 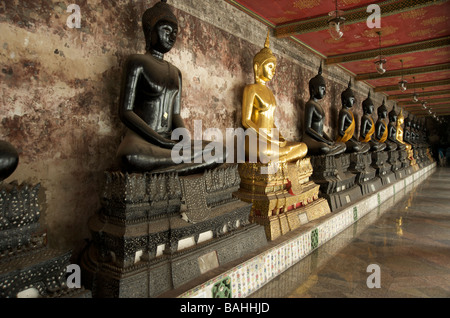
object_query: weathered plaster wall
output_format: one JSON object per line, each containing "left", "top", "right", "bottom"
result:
{"left": 0, "top": 0, "right": 386, "bottom": 251}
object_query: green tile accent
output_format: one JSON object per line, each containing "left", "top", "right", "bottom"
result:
{"left": 311, "top": 228, "right": 319, "bottom": 250}
{"left": 212, "top": 277, "right": 232, "bottom": 298}
{"left": 353, "top": 206, "right": 358, "bottom": 221}
{"left": 393, "top": 185, "right": 396, "bottom": 195}
{"left": 377, "top": 193, "right": 381, "bottom": 205}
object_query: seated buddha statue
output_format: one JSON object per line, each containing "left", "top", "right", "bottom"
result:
{"left": 404, "top": 115, "right": 415, "bottom": 146}
{"left": 302, "top": 63, "right": 346, "bottom": 156}
{"left": 116, "top": 0, "right": 225, "bottom": 175}
{"left": 374, "top": 99, "right": 397, "bottom": 151}
{"left": 241, "top": 31, "right": 308, "bottom": 164}
{"left": 395, "top": 109, "right": 412, "bottom": 151}
{"left": 0, "top": 139, "right": 19, "bottom": 182}
{"left": 387, "top": 108, "right": 406, "bottom": 150}
{"left": 359, "top": 91, "right": 386, "bottom": 152}
{"left": 336, "top": 79, "right": 370, "bottom": 153}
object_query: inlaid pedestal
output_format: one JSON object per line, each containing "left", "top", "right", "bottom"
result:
{"left": 309, "top": 154, "right": 362, "bottom": 212}
{"left": 81, "top": 164, "right": 267, "bottom": 298}
{"left": 234, "top": 158, "right": 331, "bottom": 241}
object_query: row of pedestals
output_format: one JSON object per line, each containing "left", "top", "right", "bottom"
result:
{"left": 80, "top": 139, "right": 432, "bottom": 297}
{"left": 0, "top": 139, "right": 434, "bottom": 298}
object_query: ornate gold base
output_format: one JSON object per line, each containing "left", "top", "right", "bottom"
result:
{"left": 234, "top": 158, "right": 331, "bottom": 241}
{"left": 407, "top": 148, "right": 417, "bottom": 166}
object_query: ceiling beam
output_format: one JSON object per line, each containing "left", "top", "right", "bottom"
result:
{"left": 355, "top": 63, "right": 450, "bottom": 81}
{"left": 399, "top": 97, "right": 450, "bottom": 106}
{"left": 408, "top": 110, "right": 450, "bottom": 116}
{"left": 274, "top": 0, "right": 446, "bottom": 38}
{"left": 325, "top": 36, "right": 450, "bottom": 65}
{"left": 374, "top": 79, "right": 450, "bottom": 92}
{"left": 387, "top": 90, "right": 450, "bottom": 100}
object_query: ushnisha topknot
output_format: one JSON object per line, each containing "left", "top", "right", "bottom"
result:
{"left": 253, "top": 29, "right": 276, "bottom": 66}
{"left": 309, "top": 61, "right": 326, "bottom": 89}
{"left": 362, "top": 90, "right": 373, "bottom": 111}
{"left": 142, "top": 0, "right": 178, "bottom": 50}
{"left": 378, "top": 98, "right": 388, "bottom": 116}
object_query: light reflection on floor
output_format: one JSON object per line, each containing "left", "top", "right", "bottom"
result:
{"left": 249, "top": 168, "right": 450, "bottom": 298}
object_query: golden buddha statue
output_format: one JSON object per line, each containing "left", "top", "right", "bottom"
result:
{"left": 235, "top": 31, "right": 330, "bottom": 241}
{"left": 395, "top": 109, "right": 412, "bottom": 151}
{"left": 396, "top": 108, "right": 417, "bottom": 168}
{"left": 241, "top": 31, "right": 308, "bottom": 164}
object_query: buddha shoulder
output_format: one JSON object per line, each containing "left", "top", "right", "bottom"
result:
{"left": 124, "top": 54, "right": 181, "bottom": 78}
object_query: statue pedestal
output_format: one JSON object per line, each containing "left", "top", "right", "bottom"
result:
{"left": 388, "top": 150, "right": 401, "bottom": 174}
{"left": 81, "top": 164, "right": 267, "bottom": 298}
{"left": 406, "top": 147, "right": 419, "bottom": 173}
{"left": 0, "top": 182, "right": 90, "bottom": 298}
{"left": 397, "top": 149, "right": 414, "bottom": 178}
{"left": 309, "top": 154, "right": 362, "bottom": 212}
{"left": 234, "top": 158, "right": 331, "bottom": 241}
{"left": 371, "top": 151, "right": 395, "bottom": 185}
{"left": 348, "top": 152, "right": 382, "bottom": 196}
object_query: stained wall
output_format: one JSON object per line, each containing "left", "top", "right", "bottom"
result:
{"left": 0, "top": 0, "right": 386, "bottom": 252}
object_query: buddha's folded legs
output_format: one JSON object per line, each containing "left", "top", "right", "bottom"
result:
{"left": 117, "top": 130, "right": 226, "bottom": 174}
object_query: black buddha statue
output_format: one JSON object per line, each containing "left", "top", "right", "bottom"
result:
{"left": 359, "top": 91, "right": 386, "bottom": 152}
{"left": 374, "top": 99, "right": 397, "bottom": 151}
{"left": 0, "top": 140, "right": 19, "bottom": 182}
{"left": 336, "top": 79, "right": 370, "bottom": 153}
{"left": 303, "top": 63, "right": 346, "bottom": 156}
{"left": 387, "top": 108, "right": 406, "bottom": 150}
{"left": 116, "top": 0, "right": 226, "bottom": 175}
{"left": 412, "top": 116, "right": 420, "bottom": 144}
{"left": 404, "top": 115, "right": 415, "bottom": 145}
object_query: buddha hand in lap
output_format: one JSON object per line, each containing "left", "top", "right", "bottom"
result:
{"left": 116, "top": 0, "right": 225, "bottom": 175}
{"left": 359, "top": 91, "right": 386, "bottom": 152}
{"left": 336, "top": 79, "right": 370, "bottom": 154}
{"left": 302, "top": 63, "right": 346, "bottom": 156}
{"left": 241, "top": 31, "right": 307, "bottom": 164}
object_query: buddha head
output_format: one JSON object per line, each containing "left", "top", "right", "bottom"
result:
{"left": 377, "top": 98, "right": 388, "bottom": 119}
{"left": 253, "top": 30, "right": 277, "bottom": 83}
{"left": 388, "top": 106, "right": 398, "bottom": 123}
{"left": 362, "top": 90, "right": 374, "bottom": 115}
{"left": 405, "top": 114, "right": 412, "bottom": 128}
{"left": 142, "top": 0, "right": 178, "bottom": 54}
{"left": 341, "top": 79, "right": 356, "bottom": 109}
{"left": 309, "top": 62, "right": 326, "bottom": 100}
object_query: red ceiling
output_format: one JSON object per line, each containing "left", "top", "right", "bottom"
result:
{"left": 228, "top": 0, "right": 450, "bottom": 116}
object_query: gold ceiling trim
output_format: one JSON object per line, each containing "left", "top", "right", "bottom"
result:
{"left": 374, "top": 78, "right": 450, "bottom": 92}
{"left": 355, "top": 63, "right": 450, "bottom": 81}
{"left": 326, "top": 36, "right": 450, "bottom": 65}
{"left": 387, "top": 89, "right": 450, "bottom": 100}
{"left": 399, "top": 97, "right": 450, "bottom": 106}
{"left": 274, "top": 0, "right": 446, "bottom": 38}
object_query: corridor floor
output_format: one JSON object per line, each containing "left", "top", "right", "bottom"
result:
{"left": 249, "top": 167, "right": 450, "bottom": 298}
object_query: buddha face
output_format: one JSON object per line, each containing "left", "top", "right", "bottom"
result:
{"left": 363, "top": 102, "right": 374, "bottom": 115}
{"left": 378, "top": 108, "right": 387, "bottom": 119}
{"left": 260, "top": 59, "right": 276, "bottom": 82}
{"left": 152, "top": 20, "right": 178, "bottom": 54}
{"left": 344, "top": 96, "right": 355, "bottom": 109}
{"left": 315, "top": 84, "right": 326, "bottom": 99}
